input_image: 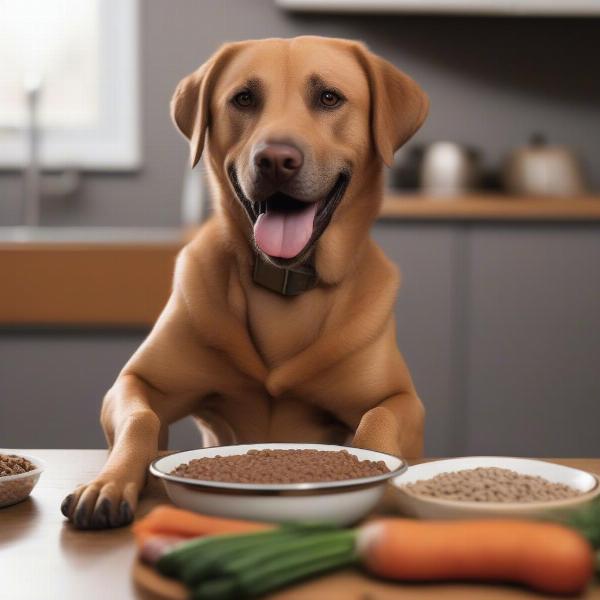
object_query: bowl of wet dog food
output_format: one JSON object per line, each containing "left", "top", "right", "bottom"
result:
{"left": 150, "top": 443, "right": 406, "bottom": 525}
{"left": 0, "top": 452, "right": 45, "bottom": 508}
{"left": 392, "top": 456, "right": 600, "bottom": 520}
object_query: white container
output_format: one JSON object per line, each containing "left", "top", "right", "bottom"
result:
{"left": 150, "top": 443, "right": 406, "bottom": 526}
{"left": 0, "top": 453, "right": 45, "bottom": 508}
{"left": 419, "top": 141, "right": 481, "bottom": 196}
{"left": 503, "top": 138, "right": 587, "bottom": 197}
{"left": 392, "top": 456, "right": 600, "bottom": 520}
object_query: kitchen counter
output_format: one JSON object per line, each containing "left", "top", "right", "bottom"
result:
{"left": 0, "top": 230, "right": 185, "bottom": 327}
{"left": 1, "top": 450, "right": 599, "bottom": 600}
{"left": 2, "top": 195, "right": 600, "bottom": 327}
{"left": 380, "top": 194, "right": 600, "bottom": 221}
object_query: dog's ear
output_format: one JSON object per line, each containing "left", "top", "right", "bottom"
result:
{"left": 354, "top": 44, "right": 429, "bottom": 167}
{"left": 170, "top": 43, "right": 240, "bottom": 168}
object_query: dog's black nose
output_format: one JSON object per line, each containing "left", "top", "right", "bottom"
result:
{"left": 253, "top": 143, "right": 304, "bottom": 185}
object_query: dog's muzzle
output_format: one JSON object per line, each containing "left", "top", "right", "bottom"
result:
{"left": 228, "top": 166, "right": 350, "bottom": 268}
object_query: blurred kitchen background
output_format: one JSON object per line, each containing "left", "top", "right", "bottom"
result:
{"left": 1, "top": 0, "right": 599, "bottom": 456}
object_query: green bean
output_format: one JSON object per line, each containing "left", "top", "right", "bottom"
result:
{"left": 191, "top": 576, "right": 238, "bottom": 600}
{"left": 180, "top": 523, "right": 337, "bottom": 585}
{"left": 157, "top": 528, "right": 279, "bottom": 577}
{"left": 180, "top": 529, "right": 302, "bottom": 585}
{"left": 192, "top": 534, "right": 356, "bottom": 600}
{"left": 236, "top": 531, "right": 356, "bottom": 595}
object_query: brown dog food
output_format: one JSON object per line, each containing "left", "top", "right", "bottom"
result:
{"left": 0, "top": 454, "right": 39, "bottom": 509}
{"left": 171, "top": 449, "right": 390, "bottom": 484}
{"left": 402, "top": 467, "right": 583, "bottom": 502}
{"left": 0, "top": 454, "right": 36, "bottom": 477}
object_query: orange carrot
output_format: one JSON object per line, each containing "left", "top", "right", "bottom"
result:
{"left": 357, "top": 518, "right": 594, "bottom": 595}
{"left": 132, "top": 505, "right": 272, "bottom": 547}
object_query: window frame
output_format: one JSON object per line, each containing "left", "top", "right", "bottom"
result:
{"left": 0, "top": 0, "right": 140, "bottom": 171}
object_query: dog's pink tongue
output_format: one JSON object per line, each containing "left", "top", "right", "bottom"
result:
{"left": 253, "top": 202, "right": 317, "bottom": 259}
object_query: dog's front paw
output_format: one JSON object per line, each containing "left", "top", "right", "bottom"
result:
{"left": 61, "top": 478, "right": 140, "bottom": 530}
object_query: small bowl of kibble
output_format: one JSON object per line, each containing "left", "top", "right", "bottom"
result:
{"left": 0, "top": 452, "right": 45, "bottom": 508}
{"left": 392, "top": 456, "right": 600, "bottom": 520}
{"left": 150, "top": 443, "right": 406, "bottom": 525}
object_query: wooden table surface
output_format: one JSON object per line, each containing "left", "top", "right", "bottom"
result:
{"left": 1, "top": 450, "right": 599, "bottom": 600}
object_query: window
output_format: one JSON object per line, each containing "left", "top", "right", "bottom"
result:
{"left": 0, "top": 0, "right": 139, "bottom": 170}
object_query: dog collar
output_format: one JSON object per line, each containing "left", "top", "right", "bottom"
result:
{"left": 253, "top": 254, "right": 318, "bottom": 296}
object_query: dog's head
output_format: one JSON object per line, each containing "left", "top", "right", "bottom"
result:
{"left": 171, "top": 37, "right": 428, "bottom": 273}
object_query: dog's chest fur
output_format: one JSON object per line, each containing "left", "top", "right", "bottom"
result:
{"left": 243, "top": 286, "right": 332, "bottom": 369}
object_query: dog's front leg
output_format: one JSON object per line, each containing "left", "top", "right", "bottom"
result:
{"left": 352, "top": 393, "right": 425, "bottom": 458}
{"left": 61, "top": 373, "right": 170, "bottom": 529}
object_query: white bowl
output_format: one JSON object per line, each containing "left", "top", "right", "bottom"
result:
{"left": 0, "top": 453, "right": 45, "bottom": 508}
{"left": 150, "top": 443, "right": 406, "bottom": 526}
{"left": 392, "top": 456, "right": 600, "bottom": 520}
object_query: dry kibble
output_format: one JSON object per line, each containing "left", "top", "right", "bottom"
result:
{"left": 403, "top": 467, "right": 583, "bottom": 503}
{"left": 0, "top": 454, "right": 39, "bottom": 508}
{"left": 171, "top": 449, "right": 390, "bottom": 484}
{"left": 0, "top": 454, "right": 35, "bottom": 477}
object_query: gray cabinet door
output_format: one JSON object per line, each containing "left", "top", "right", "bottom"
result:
{"left": 373, "top": 222, "right": 463, "bottom": 457}
{"left": 464, "top": 225, "right": 600, "bottom": 457}
{"left": 0, "top": 330, "right": 204, "bottom": 450}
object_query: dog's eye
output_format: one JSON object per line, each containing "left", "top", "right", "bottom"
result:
{"left": 232, "top": 91, "right": 254, "bottom": 108}
{"left": 320, "top": 91, "right": 342, "bottom": 108}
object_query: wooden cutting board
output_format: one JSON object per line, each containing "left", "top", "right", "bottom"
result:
{"left": 133, "top": 560, "right": 188, "bottom": 600}
{"left": 132, "top": 558, "right": 565, "bottom": 600}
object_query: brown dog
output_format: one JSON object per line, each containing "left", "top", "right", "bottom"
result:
{"left": 61, "top": 36, "right": 428, "bottom": 529}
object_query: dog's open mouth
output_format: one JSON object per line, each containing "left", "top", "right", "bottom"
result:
{"left": 228, "top": 168, "right": 350, "bottom": 263}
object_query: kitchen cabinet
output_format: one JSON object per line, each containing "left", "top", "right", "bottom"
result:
{"left": 2, "top": 206, "right": 599, "bottom": 455}
{"left": 0, "top": 329, "right": 203, "bottom": 450}
{"left": 373, "top": 220, "right": 600, "bottom": 457}
{"left": 464, "top": 225, "right": 600, "bottom": 456}
{"left": 372, "top": 223, "right": 461, "bottom": 457}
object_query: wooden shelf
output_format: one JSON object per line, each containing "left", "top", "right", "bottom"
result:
{"left": 0, "top": 241, "right": 183, "bottom": 327}
{"left": 379, "top": 194, "right": 600, "bottom": 221}
{"left": 277, "top": 0, "right": 600, "bottom": 16}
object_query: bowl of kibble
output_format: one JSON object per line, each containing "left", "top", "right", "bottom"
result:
{"left": 392, "top": 456, "right": 600, "bottom": 520}
{"left": 150, "top": 443, "right": 406, "bottom": 525}
{"left": 0, "top": 452, "right": 45, "bottom": 508}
